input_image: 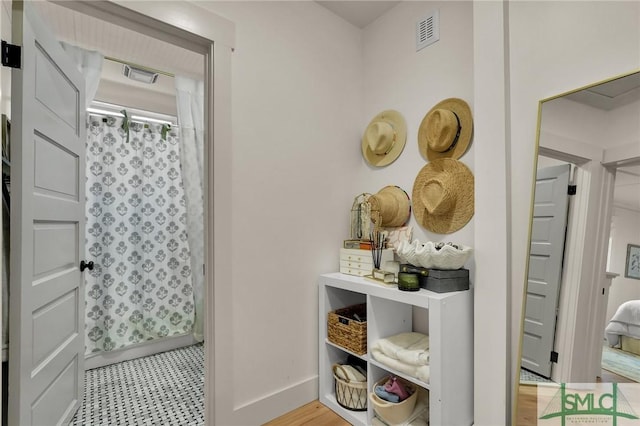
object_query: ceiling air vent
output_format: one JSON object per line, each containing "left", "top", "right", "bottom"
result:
{"left": 122, "top": 64, "right": 159, "bottom": 84}
{"left": 416, "top": 10, "right": 440, "bottom": 52}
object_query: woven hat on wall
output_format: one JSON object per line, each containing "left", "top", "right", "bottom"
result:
{"left": 412, "top": 158, "right": 474, "bottom": 234}
{"left": 418, "top": 98, "right": 473, "bottom": 161}
{"left": 369, "top": 185, "right": 411, "bottom": 228}
{"left": 362, "top": 110, "right": 407, "bottom": 167}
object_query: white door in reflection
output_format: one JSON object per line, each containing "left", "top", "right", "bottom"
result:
{"left": 522, "top": 164, "right": 571, "bottom": 378}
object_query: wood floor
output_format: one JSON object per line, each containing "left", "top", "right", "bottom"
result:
{"left": 263, "top": 401, "right": 349, "bottom": 426}
{"left": 264, "top": 368, "right": 635, "bottom": 426}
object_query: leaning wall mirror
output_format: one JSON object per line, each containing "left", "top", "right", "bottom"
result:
{"left": 515, "top": 70, "right": 640, "bottom": 423}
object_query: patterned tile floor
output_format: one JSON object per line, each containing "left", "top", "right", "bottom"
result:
{"left": 520, "top": 368, "right": 553, "bottom": 383}
{"left": 72, "top": 343, "right": 204, "bottom": 426}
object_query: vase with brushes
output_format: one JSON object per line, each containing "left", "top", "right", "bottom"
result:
{"left": 371, "top": 231, "right": 394, "bottom": 283}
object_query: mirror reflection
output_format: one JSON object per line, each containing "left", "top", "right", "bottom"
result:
{"left": 516, "top": 71, "right": 640, "bottom": 424}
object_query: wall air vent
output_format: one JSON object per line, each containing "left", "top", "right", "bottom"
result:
{"left": 416, "top": 10, "right": 440, "bottom": 52}
{"left": 122, "top": 64, "right": 159, "bottom": 84}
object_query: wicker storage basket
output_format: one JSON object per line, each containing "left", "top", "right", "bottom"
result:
{"left": 333, "top": 364, "right": 367, "bottom": 411}
{"left": 327, "top": 303, "right": 367, "bottom": 355}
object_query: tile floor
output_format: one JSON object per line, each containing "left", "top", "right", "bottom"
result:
{"left": 72, "top": 343, "right": 204, "bottom": 426}
{"left": 519, "top": 367, "right": 553, "bottom": 383}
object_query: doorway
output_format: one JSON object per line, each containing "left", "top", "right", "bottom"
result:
{"left": 35, "top": 0, "right": 207, "bottom": 366}
{"left": 1, "top": 1, "right": 231, "bottom": 424}
{"left": 601, "top": 161, "right": 640, "bottom": 384}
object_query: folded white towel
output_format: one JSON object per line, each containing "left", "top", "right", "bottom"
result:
{"left": 372, "top": 332, "right": 430, "bottom": 366}
{"left": 371, "top": 350, "right": 431, "bottom": 383}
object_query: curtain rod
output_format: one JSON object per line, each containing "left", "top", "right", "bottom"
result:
{"left": 89, "top": 100, "right": 177, "bottom": 125}
{"left": 104, "top": 55, "right": 175, "bottom": 78}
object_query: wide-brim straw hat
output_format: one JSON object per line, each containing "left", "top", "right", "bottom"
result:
{"left": 362, "top": 110, "right": 407, "bottom": 167}
{"left": 412, "top": 158, "right": 474, "bottom": 234}
{"left": 369, "top": 185, "right": 411, "bottom": 228}
{"left": 418, "top": 98, "right": 473, "bottom": 161}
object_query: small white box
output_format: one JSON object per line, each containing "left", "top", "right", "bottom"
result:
{"left": 339, "top": 248, "right": 394, "bottom": 277}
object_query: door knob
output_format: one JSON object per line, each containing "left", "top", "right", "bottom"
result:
{"left": 80, "top": 260, "right": 94, "bottom": 272}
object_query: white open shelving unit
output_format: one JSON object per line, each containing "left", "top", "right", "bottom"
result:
{"left": 318, "top": 272, "right": 473, "bottom": 425}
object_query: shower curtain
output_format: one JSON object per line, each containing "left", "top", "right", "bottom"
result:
{"left": 60, "top": 42, "right": 103, "bottom": 105}
{"left": 84, "top": 115, "right": 195, "bottom": 354}
{"left": 175, "top": 76, "right": 205, "bottom": 342}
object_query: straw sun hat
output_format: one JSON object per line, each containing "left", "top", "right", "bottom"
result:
{"left": 412, "top": 158, "right": 474, "bottom": 234}
{"left": 418, "top": 98, "right": 473, "bottom": 161}
{"left": 362, "top": 110, "right": 407, "bottom": 167}
{"left": 369, "top": 185, "right": 411, "bottom": 228}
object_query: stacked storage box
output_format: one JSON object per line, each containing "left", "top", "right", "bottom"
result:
{"left": 340, "top": 248, "right": 394, "bottom": 277}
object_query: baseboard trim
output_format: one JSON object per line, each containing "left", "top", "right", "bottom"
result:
{"left": 85, "top": 334, "right": 198, "bottom": 369}
{"left": 220, "top": 375, "right": 319, "bottom": 425}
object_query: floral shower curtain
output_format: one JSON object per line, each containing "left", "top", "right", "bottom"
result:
{"left": 84, "top": 114, "right": 195, "bottom": 354}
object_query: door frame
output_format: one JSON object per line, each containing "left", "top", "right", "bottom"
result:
{"left": 3, "top": 1, "right": 235, "bottom": 424}
{"left": 535, "top": 128, "right": 640, "bottom": 386}
{"left": 535, "top": 136, "right": 616, "bottom": 384}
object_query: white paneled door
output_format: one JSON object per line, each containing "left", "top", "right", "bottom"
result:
{"left": 521, "top": 164, "right": 571, "bottom": 378}
{"left": 9, "top": 1, "right": 86, "bottom": 425}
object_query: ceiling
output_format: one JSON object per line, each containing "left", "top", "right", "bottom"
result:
{"left": 34, "top": 0, "right": 399, "bottom": 80}
{"left": 316, "top": 1, "right": 400, "bottom": 28}
{"left": 565, "top": 72, "right": 640, "bottom": 111}
{"left": 30, "top": 1, "right": 206, "bottom": 116}
{"left": 561, "top": 72, "right": 640, "bottom": 211}
{"left": 32, "top": 1, "right": 204, "bottom": 87}
{"left": 31, "top": 0, "right": 400, "bottom": 112}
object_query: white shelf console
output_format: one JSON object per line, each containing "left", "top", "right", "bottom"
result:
{"left": 318, "top": 272, "right": 473, "bottom": 425}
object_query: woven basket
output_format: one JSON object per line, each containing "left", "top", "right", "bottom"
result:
{"left": 370, "top": 376, "right": 418, "bottom": 424}
{"left": 333, "top": 364, "right": 367, "bottom": 411}
{"left": 327, "top": 304, "right": 367, "bottom": 355}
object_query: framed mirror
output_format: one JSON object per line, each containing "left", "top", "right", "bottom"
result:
{"left": 515, "top": 70, "right": 640, "bottom": 424}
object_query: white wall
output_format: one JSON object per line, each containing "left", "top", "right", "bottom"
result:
{"left": 541, "top": 98, "right": 606, "bottom": 151}
{"left": 360, "top": 0, "right": 474, "bottom": 341}
{"left": 94, "top": 78, "right": 178, "bottom": 116}
{"left": 199, "top": 1, "right": 476, "bottom": 422}
{"left": 3, "top": 1, "right": 637, "bottom": 424}
{"left": 360, "top": 0, "right": 483, "bottom": 418}
{"left": 185, "top": 2, "right": 363, "bottom": 424}
{"left": 472, "top": 2, "right": 511, "bottom": 423}
{"left": 360, "top": 1, "right": 474, "bottom": 248}
{"left": 608, "top": 100, "right": 640, "bottom": 147}
{"left": 541, "top": 95, "right": 640, "bottom": 153}
{"left": 509, "top": 0, "right": 640, "bottom": 412}
{"left": 607, "top": 206, "right": 640, "bottom": 322}
{"left": 537, "top": 156, "right": 569, "bottom": 170}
